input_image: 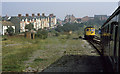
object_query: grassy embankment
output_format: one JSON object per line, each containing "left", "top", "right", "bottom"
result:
{"left": 2, "top": 33, "right": 84, "bottom": 72}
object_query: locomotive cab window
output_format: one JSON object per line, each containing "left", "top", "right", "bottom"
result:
{"left": 90, "top": 29, "right": 91, "bottom": 31}
{"left": 86, "top": 29, "right": 89, "bottom": 31}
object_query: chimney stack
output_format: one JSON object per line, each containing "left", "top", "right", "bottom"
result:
{"left": 42, "top": 13, "right": 45, "bottom": 16}
{"left": 37, "top": 13, "right": 40, "bottom": 16}
{"left": 49, "top": 14, "right": 53, "bottom": 17}
{"left": 26, "top": 14, "right": 29, "bottom": 17}
{"left": 18, "top": 14, "right": 22, "bottom": 17}
{"left": 32, "top": 14, "right": 35, "bottom": 17}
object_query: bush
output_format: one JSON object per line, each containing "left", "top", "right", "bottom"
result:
{"left": 25, "top": 23, "right": 34, "bottom": 31}
{"left": 36, "top": 29, "right": 48, "bottom": 39}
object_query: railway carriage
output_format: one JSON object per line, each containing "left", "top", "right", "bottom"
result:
{"left": 101, "top": 6, "right": 120, "bottom": 72}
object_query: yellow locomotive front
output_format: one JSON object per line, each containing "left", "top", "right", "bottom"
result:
{"left": 84, "top": 27, "right": 95, "bottom": 39}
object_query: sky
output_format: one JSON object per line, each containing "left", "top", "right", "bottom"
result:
{"left": 2, "top": 2, "right": 119, "bottom": 20}
{"left": 1, "top": 0, "right": 120, "bottom": 2}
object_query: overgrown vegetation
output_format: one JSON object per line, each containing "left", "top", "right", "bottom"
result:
{"left": 55, "top": 23, "right": 84, "bottom": 32}
{"left": 2, "top": 36, "right": 41, "bottom": 71}
{"left": 2, "top": 33, "right": 83, "bottom": 72}
{"left": 25, "top": 23, "right": 34, "bottom": 31}
{"left": 36, "top": 29, "right": 48, "bottom": 39}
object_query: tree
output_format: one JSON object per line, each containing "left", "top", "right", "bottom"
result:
{"left": 25, "top": 23, "right": 34, "bottom": 31}
{"left": 55, "top": 23, "right": 83, "bottom": 32}
{"left": 6, "top": 26, "right": 14, "bottom": 36}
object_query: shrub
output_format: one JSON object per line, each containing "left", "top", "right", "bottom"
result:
{"left": 25, "top": 23, "right": 34, "bottom": 31}
{"left": 36, "top": 29, "right": 48, "bottom": 39}
{"left": 55, "top": 32, "right": 60, "bottom": 37}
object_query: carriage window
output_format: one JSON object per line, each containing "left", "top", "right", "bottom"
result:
{"left": 107, "top": 25, "right": 109, "bottom": 33}
{"left": 86, "top": 29, "right": 89, "bottom": 31}
{"left": 110, "top": 21, "right": 118, "bottom": 40}
{"left": 110, "top": 24, "right": 113, "bottom": 34}
{"left": 110, "top": 21, "right": 118, "bottom": 34}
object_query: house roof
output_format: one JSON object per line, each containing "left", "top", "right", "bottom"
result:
{"left": 2, "top": 14, "right": 56, "bottom": 22}
{"left": 2, "top": 21, "right": 15, "bottom": 26}
{"left": 18, "top": 15, "right": 53, "bottom": 20}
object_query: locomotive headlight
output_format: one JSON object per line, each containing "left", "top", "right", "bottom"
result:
{"left": 92, "top": 29, "right": 94, "bottom": 31}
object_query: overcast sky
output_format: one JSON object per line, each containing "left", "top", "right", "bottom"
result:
{"left": 2, "top": 2, "right": 118, "bottom": 20}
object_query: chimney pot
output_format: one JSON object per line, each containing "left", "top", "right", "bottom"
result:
{"left": 49, "top": 14, "right": 53, "bottom": 17}
{"left": 18, "top": 14, "right": 22, "bottom": 17}
{"left": 37, "top": 13, "right": 40, "bottom": 16}
{"left": 42, "top": 13, "right": 45, "bottom": 16}
{"left": 26, "top": 14, "right": 29, "bottom": 17}
{"left": 32, "top": 14, "right": 35, "bottom": 17}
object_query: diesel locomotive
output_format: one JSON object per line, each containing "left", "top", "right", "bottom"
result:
{"left": 84, "top": 27, "right": 95, "bottom": 39}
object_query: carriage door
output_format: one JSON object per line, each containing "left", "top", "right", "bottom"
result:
{"left": 111, "top": 22, "right": 118, "bottom": 71}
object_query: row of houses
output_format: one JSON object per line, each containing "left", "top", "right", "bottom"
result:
{"left": 2, "top": 13, "right": 57, "bottom": 35}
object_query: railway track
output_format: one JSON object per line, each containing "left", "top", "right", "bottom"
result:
{"left": 87, "top": 36, "right": 115, "bottom": 72}
{"left": 87, "top": 36, "right": 103, "bottom": 55}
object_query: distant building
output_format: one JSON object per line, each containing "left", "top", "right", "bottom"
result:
{"left": 9, "top": 17, "right": 21, "bottom": 33}
{"left": 94, "top": 15, "right": 108, "bottom": 20}
{"left": 81, "top": 16, "right": 93, "bottom": 22}
{"left": 49, "top": 14, "right": 57, "bottom": 28}
{"left": 2, "top": 21, "right": 15, "bottom": 35}
{"left": 64, "top": 14, "right": 76, "bottom": 23}
{"left": 57, "top": 19, "right": 63, "bottom": 26}
{"left": 74, "top": 18, "right": 81, "bottom": 23}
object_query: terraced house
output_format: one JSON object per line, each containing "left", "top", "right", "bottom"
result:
{"left": 19, "top": 13, "right": 57, "bottom": 32}
{"left": 2, "top": 13, "right": 57, "bottom": 33}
